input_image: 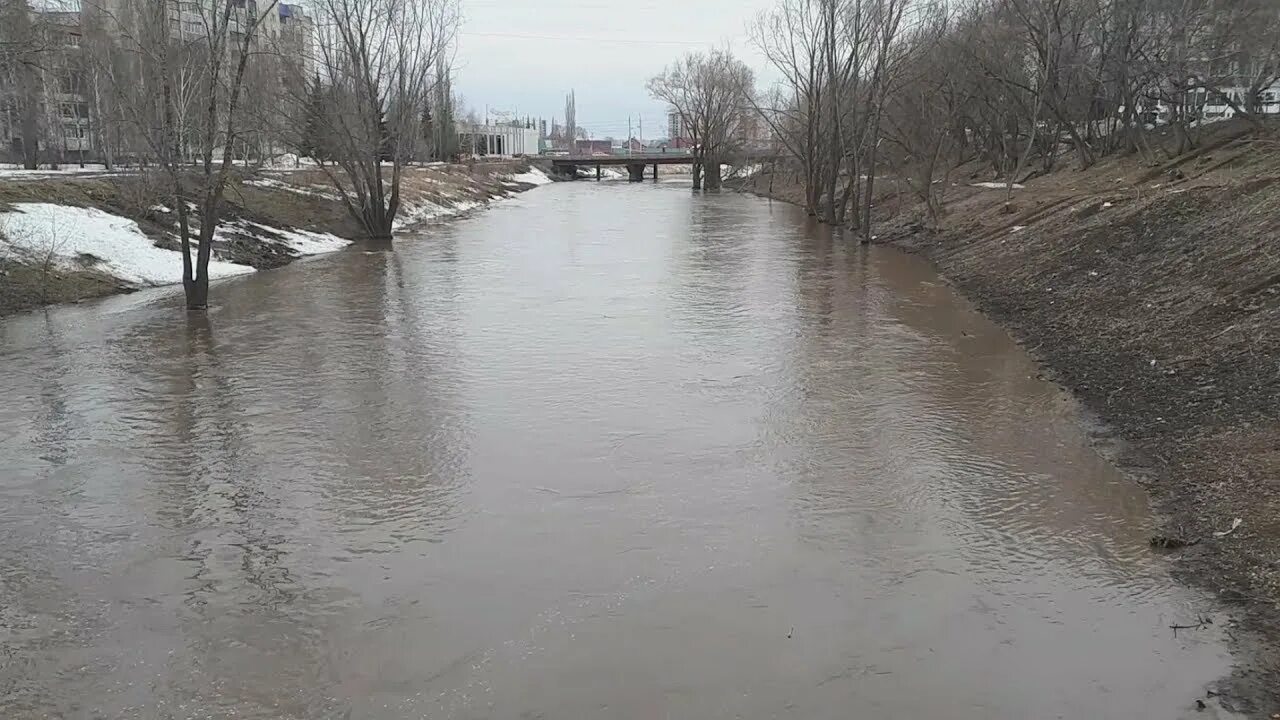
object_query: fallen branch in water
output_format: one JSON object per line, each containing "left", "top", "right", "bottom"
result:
{"left": 1170, "top": 615, "right": 1214, "bottom": 635}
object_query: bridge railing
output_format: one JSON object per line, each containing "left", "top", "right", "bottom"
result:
{"left": 543, "top": 148, "right": 695, "bottom": 160}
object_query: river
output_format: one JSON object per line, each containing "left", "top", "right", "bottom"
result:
{"left": 0, "top": 181, "right": 1240, "bottom": 719}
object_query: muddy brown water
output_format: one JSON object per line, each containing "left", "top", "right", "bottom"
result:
{"left": 0, "top": 182, "right": 1243, "bottom": 719}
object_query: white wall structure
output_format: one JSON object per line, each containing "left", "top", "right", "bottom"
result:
{"left": 456, "top": 122, "right": 540, "bottom": 157}
{"left": 1202, "top": 82, "right": 1280, "bottom": 120}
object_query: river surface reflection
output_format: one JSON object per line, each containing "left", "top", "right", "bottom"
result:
{"left": 0, "top": 182, "right": 1237, "bottom": 718}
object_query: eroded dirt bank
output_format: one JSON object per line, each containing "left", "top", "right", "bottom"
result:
{"left": 737, "top": 126, "right": 1280, "bottom": 715}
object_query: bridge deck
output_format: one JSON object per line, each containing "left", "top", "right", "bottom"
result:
{"left": 549, "top": 155, "right": 698, "bottom": 166}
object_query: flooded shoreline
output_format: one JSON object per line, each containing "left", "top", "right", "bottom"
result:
{"left": 0, "top": 182, "right": 1242, "bottom": 718}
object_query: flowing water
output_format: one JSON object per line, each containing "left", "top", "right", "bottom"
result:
{"left": 0, "top": 182, "right": 1240, "bottom": 719}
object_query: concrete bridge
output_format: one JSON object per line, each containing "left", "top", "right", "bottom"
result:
{"left": 547, "top": 153, "right": 776, "bottom": 182}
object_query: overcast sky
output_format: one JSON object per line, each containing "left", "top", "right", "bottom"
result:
{"left": 455, "top": 0, "right": 777, "bottom": 140}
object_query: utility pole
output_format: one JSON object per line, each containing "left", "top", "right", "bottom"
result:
{"left": 627, "top": 116, "right": 632, "bottom": 156}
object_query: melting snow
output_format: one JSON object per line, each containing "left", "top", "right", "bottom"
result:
{"left": 0, "top": 203, "right": 253, "bottom": 286}
{"left": 227, "top": 221, "right": 351, "bottom": 256}
{"left": 503, "top": 167, "right": 554, "bottom": 186}
{"left": 972, "top": 182, "right": 1025, "bottom": 189}
{"left": 393, "top": 199, "right": 482, "bottom": 230}
{"left": 0, "top": 163, "right": 119, "bottom": 180}
{"left": 244, "top": 176, "right": 341, "bottom": 201}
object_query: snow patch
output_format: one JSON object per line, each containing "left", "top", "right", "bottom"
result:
{"left": 260, "top": 153, "right": 318, "bottom": 169}
{"left": 393, "top": 199, "right": 483, "bottom": 230}
{"left": 215, "top": 219, "right": 351, "bottom": 257}
{"left": 972, "top": 182, "right": 1025, "bottom": 189}
{"left": 503, "top": 167, "right": 554, "bottom": 186}
{"left": 0, "top": 163, "right": 119, "bottom": 179}
{"left": 244, "top": 176, "right": 341, "bottom": 201}
{"left": 245, "top": 222, "right": 350, "bottom": 255}
{"left": 0, "top": 203, "right": 253, "bottom": 286}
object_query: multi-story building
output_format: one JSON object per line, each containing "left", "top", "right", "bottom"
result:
{"left": 0, "top": 0, "right": 316, "bottom": 166}
{"left": 0, "top": 7, "right": 92, "bottom": 165}
{"left": 667, "top": 110, "right": 688, "bottom": 144}
{"left": 734, "top": 109, "right": 771, "bottom": 149}
{"left": 276, "top": 3, "right": 315, "bottom": 76}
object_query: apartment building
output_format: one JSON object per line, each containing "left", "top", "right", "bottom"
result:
{"left": 0, "top": 7, "right": 91, "bottom": 165}
{"left": 0, "top": 0, "right": 315, "bottom": 165}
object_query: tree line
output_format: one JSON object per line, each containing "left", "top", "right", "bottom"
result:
{"left": 651, "top": 0, "right": 1279, "bottom": 237}
{"left": 0, "top": 0, "right": 461, "bottom": 310}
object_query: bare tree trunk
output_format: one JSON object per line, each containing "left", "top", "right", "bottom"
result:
{"left": 702, "top": 160, "right": 721, "bottom": 190}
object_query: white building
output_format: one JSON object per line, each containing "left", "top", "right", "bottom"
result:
{"left": 1202, "top": 82, "right": 1280, "bottom": 120}
{"left": 456, "top": 121, "right": 539, "bottom": 157}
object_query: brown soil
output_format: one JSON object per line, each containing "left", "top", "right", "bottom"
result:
{"left": 0, "top": 160, "right": 539, "bottom": 316}
{"left": 0, "top": 258, "right": 127, "bottom": 316}
{"left": 736, "top": 120, "right": 1280, "bottom": 716}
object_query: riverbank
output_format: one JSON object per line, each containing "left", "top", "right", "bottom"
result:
{"left": 0, "top": 160, "right": 554, "bottom": 316}
{"left": 734, "top": 125, "right": 1280, "bottom": 714}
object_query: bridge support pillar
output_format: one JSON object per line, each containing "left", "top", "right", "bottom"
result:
{"left": 627, "top": 163, "right": 646, "bottom": 182}
{"left": 653, "top": 164, "right": 658, "bottom": 181}
{"left": 596, "top": 165, "right": 601, "bottom": 181}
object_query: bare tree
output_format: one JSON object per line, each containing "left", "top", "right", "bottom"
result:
{"left": 744, "top": 0, "right": 1278, "bottom": 237}
{"left": 856, "top": 0, "right": 913, "bottom": 241}
{"left": 648, "top": 49, "right": 754, "bottom": 190}
{"left": 301, "top": 0, "right": 461, "bottom": 242}
{"left": 1, "top": 0, "right": 50, "bottom": 169}
{"left": 881, "top": 1, "right": 964, "bottom": 226}
{"left": 86, "top": 0, "right": 282, "bottom": 310}
{"left": 750, "top": 0, "right": 833, "bottom": 215}
{"left": 564, "top": 89, "right": 576, "bottom": 153}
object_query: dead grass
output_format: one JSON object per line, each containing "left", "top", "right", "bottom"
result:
{"left": 0, "top": 257, "right": 125, "bottom": 316}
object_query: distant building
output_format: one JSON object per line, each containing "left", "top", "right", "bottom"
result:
{"left": 277, "top": 4, "right": 315, "bottom": 76}
{"left": 456, "top": 121, "right": 540, "bottom": 157}
{"left": 667, "top": 111, "right": 689, "bottom": 144}
{"left": 735, "top": 110, "right": 771, "bottom": 147}
{"left": 574, "top": 139, "right": 612, "bottom": 155}
{"left": 0, "top": 8, "right": 93, "bottom": 165}
{"left": 1, "top": 0, "right": 321, "bottom": 165}
{"left": 1201, "top": 82, "right": 1280, "bottom": 120}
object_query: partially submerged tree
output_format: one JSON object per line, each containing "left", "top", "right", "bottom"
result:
{"left": 87, "top": 0, "right": 282, "bottom": 310}
{"left": 302, "top": 0, "right": 461, "bottom": 242}
{"left": 647, "top": 50, "right": 754, "bottom": 190}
